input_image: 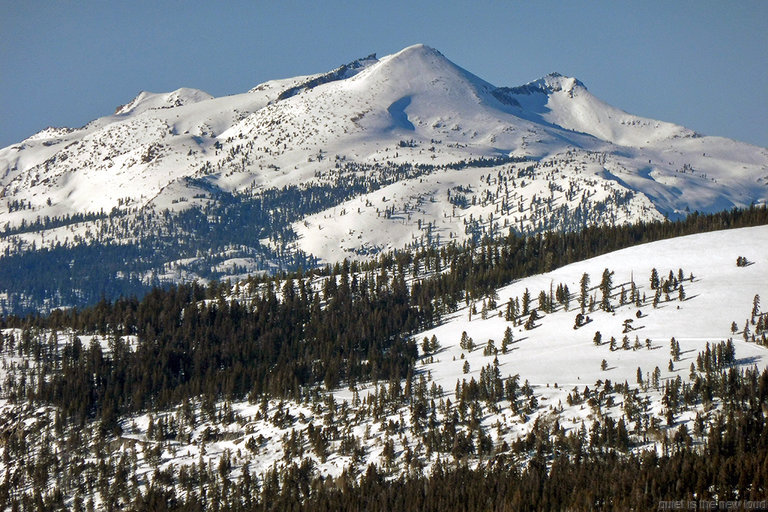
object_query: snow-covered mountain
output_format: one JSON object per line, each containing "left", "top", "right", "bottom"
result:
{"left": 1, "top": 44, "right": 766, "bottom": 311}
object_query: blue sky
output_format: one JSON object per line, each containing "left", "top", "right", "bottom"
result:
{"left": 1, "top": 1, "right": 766, "bottom": 148}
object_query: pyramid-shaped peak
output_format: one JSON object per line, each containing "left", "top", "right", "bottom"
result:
{"left": 375, "top": 44, "right": 455, "bottom": 71}
{"left": 359, "top": 44, "right": 495, "bottom": 95}
{"left": 392, "top": 43, "right": 444, "bottom": 58}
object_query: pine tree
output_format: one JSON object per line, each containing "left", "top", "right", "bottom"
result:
{"left": 653, "top": 288, "right": 662, "bottom": 308}
{"left": 460, "top": 331, "right": 470, "bottom": 351}
{"left": 522, "top": 289, "right": 531, "bottom": 316}
{"left": 650, "top": 268, "right": 660, "bottom": 290}
{"left": 593, "top": 331, "right": 602, "bottom": 346}
{"left": 502, "top": 327, "right": 513, "bottom": 354}
{"left": 579, "top": 273, "right": 590, "bottom": 314}
{"left": 429, "top": 335, "right": 439, "bottom": 353}
{"left": 504, "top": 299, "right": 516, "bottom": 322}
{"left": 599, "top": 268, "right": 614, "bottom": 311}
{"left": 670, "top": 338, "right": 680, "bottom": 361}
{"left": 524, "top": 311, "right": 536, "bottom": 330}
{"left": 752, "top": 294, "right": 761, "bottom": 322}
{"left": 538, "top": 290, "right": 548, "bottom": 314}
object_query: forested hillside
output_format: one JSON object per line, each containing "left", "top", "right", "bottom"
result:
{"left": 0, "top": 206, "right": 766, "bottom": 510}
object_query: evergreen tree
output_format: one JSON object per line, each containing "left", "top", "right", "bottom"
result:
{"left": 429, "top": 335, "right": 439, "bottom": 353}
{"left": 579, "top": 273, "right": 590, "bottom": 314}
{"left": 650, "top": 268, "right": 660, "bottom": 290}
{"left": 521, "top": 289, "right": 531, "bottom": 316}
{"left": 501, "top": 327, "right": 513, "bottom": 354}
{"left": 752, "top": 294, "right": 761, "bottom": 322}
{"left": 599, "top": 268, "right": 614, "bottom": 311}
{"left": 538, "top": 290, "right": 549, "bottom": 314}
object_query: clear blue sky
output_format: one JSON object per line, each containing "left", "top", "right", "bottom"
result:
{"left": 1, "top": 1, "right": 766, "bottom": 148}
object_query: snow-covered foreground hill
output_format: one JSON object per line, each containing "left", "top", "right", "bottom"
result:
{"left": 416, "top": 224, "right": 767, "bottom": 411}
{"left": 1, "top": 225, "right": 765, "bottom": 507}
{"left": 1, "top": 45, "right": 766, "bottom": 313}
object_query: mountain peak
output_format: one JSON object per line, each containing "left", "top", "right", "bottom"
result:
{"left": 509, "top": 73, "right": 587, "bottom": 97}
{"left": 115, "top": 87, "right": 213, "bottom": 116}
{"left": 358, "top": 44, "right": 494, "bottom": 97}
{"left": 540, "top": 72, "right": 586, "bottom": 93}
{"left": 375, "top": 44, "right": 453, "bottom": 71}
{"left": 393, "top": 43, "right": 443, "bottom": 58}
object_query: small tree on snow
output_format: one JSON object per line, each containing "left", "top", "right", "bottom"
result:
{"left": 579, "top": 273, "right": 590, "bottom": 314}
{"left": 752, "top": 294, "right": 761, "bottom": 323}
{"left": 502, "top": 327, "right": 513, "bottom": 353}
{"left": 599, "top": 268, "right": 614, "bottom": 312}
{"left": 429, "top": 334, "right": 439, "bottom": 353}
{"left": 650, "top": 268, "right": 660, "bottom": 290}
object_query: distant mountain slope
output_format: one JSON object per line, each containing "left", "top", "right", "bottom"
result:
{"left": 0, "top": 44, "right": 766, "bottom": 312}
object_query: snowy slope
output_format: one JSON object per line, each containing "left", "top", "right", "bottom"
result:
{"left": 225, "top": 225, "right": 768, "bottom": 473}
{"left": 418, "top": 225, "right": 767, "bottom": 403}
{"left": 500, "top": 72, "right": 693, "bottom": 146}
{"left": 3, "top": 225, "right": 764, "bottom": 497}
